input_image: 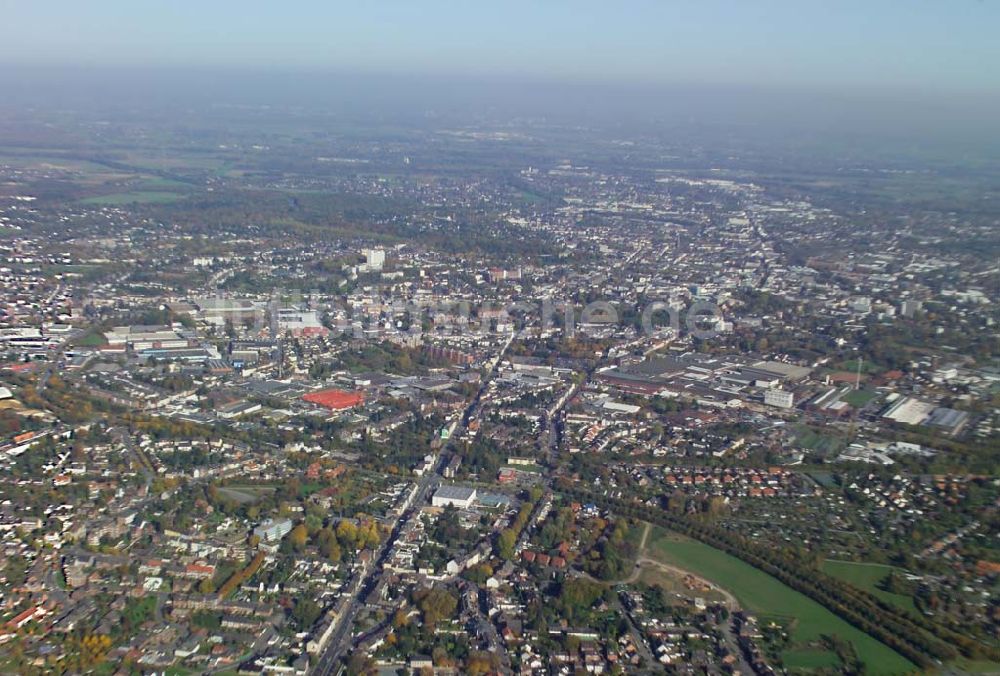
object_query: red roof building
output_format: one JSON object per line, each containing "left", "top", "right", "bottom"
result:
{"left": 295, "top": 326, "right": 330, "bottom": 338}
{"left": 184, "top": 564, "right": 216, "bottom": 579}
{"left": 302, "top": 389, "right": 365, "bottom": 411}
{"left": 7, "top": 606, "right": 45, "bottom": 629}
{"left": 2, "top": 362, "right": 38, "bottom": 373}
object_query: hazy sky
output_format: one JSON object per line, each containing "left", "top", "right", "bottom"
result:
{"left": 1, "top": 0, "right": 997, "bottom": 93}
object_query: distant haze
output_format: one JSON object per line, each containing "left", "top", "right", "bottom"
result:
{"left": 1, "top": 1, "right": 998, "bottom": 168}
{"left": 1, "top": 67, "right": 998, "bottom": 165}
{"left": 0, "top": 1, "right": 998, "bottom": 94}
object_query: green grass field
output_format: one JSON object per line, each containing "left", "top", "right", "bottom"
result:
{"left": 841, "top": 389, "right": 879, "bottom": 407}
{"left": 822, "top": 560, "right": 918, "bottom": 613}
{"left": 782, "top": 647, "right": 841, "bottom": 670}
{"left": 80, "top": 191, "right": 185, "bottom": 205}
{"left": 808, "top": 471, "right": 837, "bottom": 488}
{"left": 647, "top": 529, "right": 915, "bottom": 675}
{"left": 793, "top": 426, "right": 844, "bottom": 455}
{"left": 74, "top": 329, "right": 108, "bottom": 348}
{"left": 135, "top": 177, "right": 192, "bottom": 190}
{"left": 216, "top": 486, "right": 276, "bottom": 504}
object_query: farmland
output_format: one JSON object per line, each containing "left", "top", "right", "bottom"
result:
{"left": 80, "top": 191, "right": 186, "bottom": 205}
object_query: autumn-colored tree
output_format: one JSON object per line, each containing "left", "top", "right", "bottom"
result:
{"left": 336, "top": 519, "right": 358, "bottom": 549}
{"left": 497, "top": 528, "right": 517, "bottom": 560}
{"left": 432, "top": 645, "right": 454, "bottom": 667}
{"left": 316, "top": 528, "right": 342, "bottom": 562}
{"left": 288, "top": 523, "right": 308, "bottom": 550}
{"left": 217, "top": 551, "right": 265, "bottom": 598}
{"left": 74, "top": 634, "right": 112, "bottom": 669}
{"left": 414, "top": 587, "right": 457, "bottom": 627}
{"left": 463, "top": 562, "right": 494, "bottom": 584}
{"left": 466, "top": 651, "right": 498, "bottom": 676}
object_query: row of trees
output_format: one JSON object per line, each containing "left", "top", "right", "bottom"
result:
{"left": 496, "top": 492, "right": 541, "bottom": 560}
{"left": 217, "top": 551, "right": 266, "bottom": 598}
{"left": 557, "top": 481, "right": 999, "bottom": 668}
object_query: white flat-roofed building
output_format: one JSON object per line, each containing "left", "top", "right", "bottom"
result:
{"left": 764, "top": 389, "right": 794, "bottom": 409}
{"left": 253, "top": 518, "right": 293, "bottom": 543}
{"left": 882, "top": 397, "right": 935, "bottom": 425}
{"left": 432, "top": 485, "right": 477, "bottom": 509}
{"left": 363, "top": 248, "right": 385, "bottom": 271}
{"left": 601, "top": 401, "right": 642, "bottom": 414}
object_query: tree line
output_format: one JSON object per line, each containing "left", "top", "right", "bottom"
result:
{"left": 556, "top": 480, "right": 1000, "bottom": 669}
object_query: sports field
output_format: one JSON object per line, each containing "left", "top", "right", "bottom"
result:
{"left": 841, "top": 388, "right": 879, "bottom": 407}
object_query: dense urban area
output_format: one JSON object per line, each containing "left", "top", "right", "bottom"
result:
{"left": 0, "top": 96, "right": 997, "bottom": 676}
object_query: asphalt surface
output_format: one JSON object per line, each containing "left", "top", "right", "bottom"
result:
{"left": 312, "top": 333, "right": 515, "bottom": 675}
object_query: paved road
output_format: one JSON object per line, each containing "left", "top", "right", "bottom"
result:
{"left": 312, "top": 333, "right": 515, "bottom": 675}
{"left": 109, "top": 426, "right": 155, "bottom": 487}
{"left": 474, "top": 587, "right": 512, "bottom": 673}
{"left": 591, "top": 523, "right": 754, "bottom": 673}
{"left": 36, "top": 342, "right": 70, "bottom": 392}
{"left": 311, "top": 452, "right": 446, "bottom": 675}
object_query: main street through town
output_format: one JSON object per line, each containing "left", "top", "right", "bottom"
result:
{"left": 312, "top": 331, "right": 516, "bottom": 675}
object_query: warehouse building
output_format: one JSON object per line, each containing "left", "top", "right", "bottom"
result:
{"left": 431, "top": 485, "right": 478, "bottom": 509}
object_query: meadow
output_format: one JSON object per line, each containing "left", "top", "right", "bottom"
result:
{"left": 822, "top": 559, "right": 918, "bottom": 613}
{"left": 647, "top": 529, "right": 916, "bottom": 674}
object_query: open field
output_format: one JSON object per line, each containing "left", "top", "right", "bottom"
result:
{"left": 822, "top": 560, "right": 919, "bottom": 613}
{"left": 841, "top": 388, "right": 879, "bottom": 407}
{"left": 808, "top": 471, "right": 837, "bottom": 488}
{"left": 216, "top": 486, "right": 277, "bottom": 504}
{"left": 0, "top": 153, "right": 126, "bottom": 175}
{"left": 134, "top": 177, "right": 194, "bottom": 190}
{"left": 635, "top": 564, "right": 730, "bottom": 605}
{"left": 80, "top": 191, "right": 186, "bottom": 205}
{"left": 793, "top": 426, "right": 844, "bottom": 455}
{"left": 647, "top": 528, "right": 916, "bottom": 675}
{"left": 781, "top": 647, "right": 841, "bottom": 670}
{"left": 73, "top": 329, "right": 108, "bottom": 348}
